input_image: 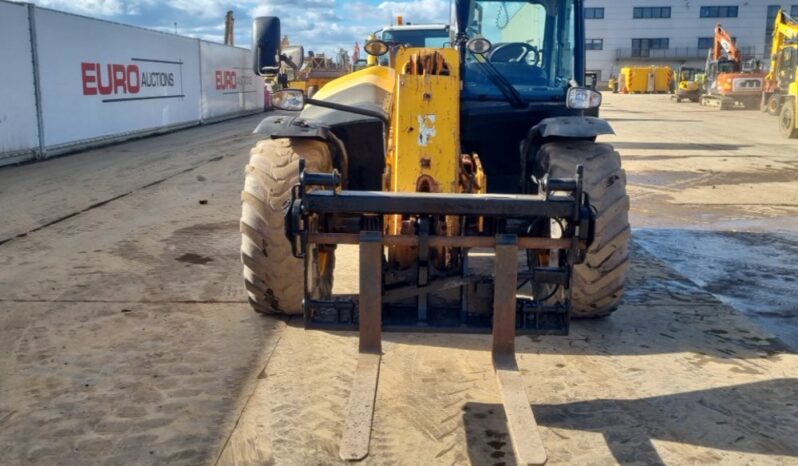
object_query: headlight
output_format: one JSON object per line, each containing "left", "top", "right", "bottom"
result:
{"left": 364, "top": 39, "right": 390, "bottom": 57}
{"left": 566, "top": 87, "right": 602, "bottom": 109}
{"left": 272, "top": 89, "right": 306, "bottom": 111}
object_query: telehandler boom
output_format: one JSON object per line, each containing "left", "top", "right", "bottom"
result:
{"left": 243, "top": 1, "right": 630, "bottom": 463}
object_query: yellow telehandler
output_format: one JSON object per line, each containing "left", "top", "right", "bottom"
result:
{"left": 243, "top": 2, "right": 629, "bottom": 463}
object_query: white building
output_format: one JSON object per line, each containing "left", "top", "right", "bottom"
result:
{"left": 584, "top": 1, "right": 798, "bottom": 84}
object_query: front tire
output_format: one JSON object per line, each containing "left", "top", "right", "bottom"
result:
{"left": 536, "top": 141, "right": 631, "bottom": 318}
{"left": 779, "top": 100, "right": 798, "bottom": 139}
{"left": 240, "top": 138, "right": 335, "bottom": 314}
{"left": 765, "top": 94, "right": 780, "bottom": 115}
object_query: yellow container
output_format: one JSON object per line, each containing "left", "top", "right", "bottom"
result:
{"left": 620, "top": 66, "right": 672, "bottom": 93}
{"left": 619, "top": 67, "right": 647, "bottom": 93}
{"left": 652, "top": 66, "right": 673, "bottom": 93}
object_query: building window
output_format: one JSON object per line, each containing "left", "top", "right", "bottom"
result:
{"left": 700, "top": 6, "right": 739, "bottom": 17}
{"left": 697, "top": 37, "right": 714, "bottom": 49}
{"left": 633, "top": 7, "right": 671, "bottom": 18}
{"left": 792, "top": 6, "right": 798, "bottom": 16}
{"left": 585, "top": 7, "right": 604, "bottom": 19}
{"left": 632, "top": 38, "right": 669, "bottom": 57}
{"left": 585, "top": 39, "right": 604, "bottom": 50}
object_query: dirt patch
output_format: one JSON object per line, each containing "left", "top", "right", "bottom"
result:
{"left": 176, "top": 253, "right": 213, "bottom": 265}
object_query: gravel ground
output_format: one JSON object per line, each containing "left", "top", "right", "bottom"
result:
{"left": 1, "top": 97, "right": 797, "bottom": 465}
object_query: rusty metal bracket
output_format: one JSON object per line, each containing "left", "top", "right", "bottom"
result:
{"left": 493, "top": 234, "right": 548, "bottom": 465}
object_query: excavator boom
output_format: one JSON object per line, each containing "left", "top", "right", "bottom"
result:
{"left": 713, "top": 23, "right": 740, "bottom": 63}
{"left": 766, "top": 10, "right": 798, "bottom": 84}
{"left": 762, "top": 9, "right": 798, "bottom": 137}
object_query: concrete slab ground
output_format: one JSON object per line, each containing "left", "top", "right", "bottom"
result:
{"left": 0, "top": 97, "right": 796, "bottom": 465}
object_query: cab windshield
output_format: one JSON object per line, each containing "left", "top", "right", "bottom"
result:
{"left": 382, "top": 28, "right": 451, "bottom": 48}
{"left": 463, "top": 0, "right": 576, "bottom": 102}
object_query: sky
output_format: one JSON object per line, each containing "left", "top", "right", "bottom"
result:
{"left": 25, "top": 0, "right": 451, "bottom": 57}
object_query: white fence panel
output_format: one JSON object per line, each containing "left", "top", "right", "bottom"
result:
{"left": 200, "top": 41, "right": 263, "bottom": 121}
{"left": 34, "top": 9, "right": 202, "bottom": 152}
{"left": 0, "top": 2, "right": 39, "bottom": 164}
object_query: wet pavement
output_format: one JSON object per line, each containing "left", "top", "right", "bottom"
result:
{"left": 634, "top": 229, "right": 798, "bottom": 349}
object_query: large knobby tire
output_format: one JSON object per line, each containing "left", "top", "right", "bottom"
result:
{"left": 537, "top": 141, "right": 631, "bottom": 318}
{"left": 240, "top": 138, "right": 335, "bottom": 315}
{"left": 766, "top": 95, "right": 781, "bottom": 116}
{"left": 779, "top": 101, "right": 798, "bottom": 139}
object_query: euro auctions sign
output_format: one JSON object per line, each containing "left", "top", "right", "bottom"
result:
{"left": 81, "top": 58, "right": 184, "bottom": 102}
{"left": 214, "top": 69, "right": 254, "bottom": 91}
{"left": 199, "top": 41, "right": 262, "bottom": 119}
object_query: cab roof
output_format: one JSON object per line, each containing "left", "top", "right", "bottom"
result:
{"left": 379, "top": 24, "right": 449, "bottom": 33}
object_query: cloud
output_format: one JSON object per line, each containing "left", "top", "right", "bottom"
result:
{"left": 376, "top": 0, "right": 448, "bottom": 23}
{"left": 30, "top": 0, "right": 130, "bottom": 16}
{"left": 24, "top": 0, "right": 453, "bottom": 58}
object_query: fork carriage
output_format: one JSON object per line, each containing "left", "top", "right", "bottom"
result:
{"left": 286, "top": 162, "right": 593, "bottom": 463}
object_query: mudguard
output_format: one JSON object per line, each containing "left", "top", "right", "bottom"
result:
{"left": 521, "top": 116, "right": 615, "bottom": 193}
{"left": 252, "top": 115, "right": 333, "bottom": 141}
{"left": 531, "top": 116, "right": 614, "bottom": 139}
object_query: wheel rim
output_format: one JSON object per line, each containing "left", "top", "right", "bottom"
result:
{"left": 782, "top": 109, "right": 793, "bottom": 133}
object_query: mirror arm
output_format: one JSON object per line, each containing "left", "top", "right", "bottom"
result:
{"left": 305, "top": 98, "right": 390, "bottom": 126}
{"left": 281, "top": 54, "right": 299, "bottom": 70}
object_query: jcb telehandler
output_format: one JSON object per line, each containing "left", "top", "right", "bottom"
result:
{"left": 243, "top": 1, "right": 629, "bottom": 463}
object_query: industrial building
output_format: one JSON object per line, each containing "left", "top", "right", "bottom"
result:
{"left": 584, "top": 0, "right": 798, "bottom": 84}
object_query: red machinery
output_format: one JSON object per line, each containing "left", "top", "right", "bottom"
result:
{"left": 700, "top": 24, "right": 767, "bottom": 109}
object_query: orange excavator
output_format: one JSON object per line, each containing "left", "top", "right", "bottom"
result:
{"left": 700, "top": 24, "right": 766, "bottom": 109}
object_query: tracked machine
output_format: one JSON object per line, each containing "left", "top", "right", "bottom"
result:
{"left": 671, "top": 65, "right": 702, "bottom": 103}
{"left": 700, "top": 24, "right": 766, "bottom": 109}
{"left": 242, "top": 1, "right": 629, "bottom": 464}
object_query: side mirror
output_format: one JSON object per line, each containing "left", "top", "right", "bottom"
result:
{"left": 253, "top": 16, "right": 281, "bottom": 76}
{"left": 282, "top": 45, "right": 305, "bottom": 70}
{"left": 271, "top": 89, "right": 306, "bottom": 111}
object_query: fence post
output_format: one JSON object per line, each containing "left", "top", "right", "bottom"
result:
{"left": 27, "top": 3, "right": 46, "bottom": 160}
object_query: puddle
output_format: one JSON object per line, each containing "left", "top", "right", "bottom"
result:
{"left": 634, "top": 228, "right": 798, "bottom": 350}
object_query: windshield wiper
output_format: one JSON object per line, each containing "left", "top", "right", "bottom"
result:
{"left": 468, "top": 52, "right": 525, "bottom": 108}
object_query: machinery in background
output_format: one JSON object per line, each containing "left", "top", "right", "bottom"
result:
{"left": 700, "top": 24, "right": 766, "bottom": 109}
{"left": 378, "top": 22, "right": 451, "bottom": 47}
{"left": 761, "top": 9, "right": 798, "bottom": 138}
{"left": 372, "top": 21, "right": 452, "bottom": 66}
{"left": 608, "top": 75, "right": 617, "bottom": 92}
{"left": 271, "top": 37, "right": 351, "bottom": 97}
{"left": 671, "top": 65, "right": 703, "bottom": 102}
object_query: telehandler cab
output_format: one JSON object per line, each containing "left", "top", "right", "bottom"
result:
{"left": 243, "top": 1, "right": 629, "bottom": 463}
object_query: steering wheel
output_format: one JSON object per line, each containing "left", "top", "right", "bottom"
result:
{"left": 488, "top": 42, "right": 540, "bottom": 66}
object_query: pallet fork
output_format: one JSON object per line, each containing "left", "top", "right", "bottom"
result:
{"left": 287, "top": 165, "right": 592, "bottom": 465}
